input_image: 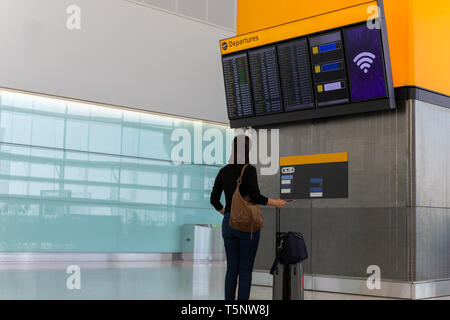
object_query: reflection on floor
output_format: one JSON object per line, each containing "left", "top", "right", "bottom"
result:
{"left": 0, "top": 261, "right": 448, "bottom": 300}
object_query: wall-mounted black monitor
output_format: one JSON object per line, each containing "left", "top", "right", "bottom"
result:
{"left": 309, "top": 30, "right": 350, "bottom": 107}
{"left": 277, "top": 38, "right": 314, "bottom": 111}
{"left": 343, "top": 24, "right": 388, "bottom": 102}
{"left": 248, "top": 45, "right": 283, "bottom": 115}
{"left": 221, "top": 20, "right": 396, "bottom": 128}
{"left": 222, "top": 52, "right": 254, "bottom": 119}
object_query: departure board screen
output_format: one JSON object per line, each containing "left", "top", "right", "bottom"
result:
{"left": 277, "top": 38, "right": 314, "bottom": 111}
{"left": 220, "top": 20, "right": 395, "bottom": 127}
{"left": 222, "top": 52, "right": 254, "bottom": 119}
{"left": 343, "top": 24, "right": 387, "bottom": 101}
{"left": 309, "top": 31, "right": 350, "bottom": 107}
{"left": 248, "top": 46, "right": 283, "bottom": 115}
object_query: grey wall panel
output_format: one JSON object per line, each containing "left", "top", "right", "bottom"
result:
{"left": 257, "top": 167, "right": 282, "bottom": 202}
{"left": 258, "top": 102, "right": 411, "bottom": 209}
{"left": 253, "top": 102, "right": 414, "bottom": 281}
{"left": 415, "top": 207, "right": 450, "bottom": 281}
{"left": 257, "top": 121, "right": 315, "bottom": 209}
{"left": 208, "top": 0, "right": 236, "bottom": 30}
{"left": 255, "top": 194, "right": 413, "bottom": 281}
{"left": 255, "top": 207, "right": 410, "bottom": 281}
{"left": 144, "top": 0, "right": 176, "bottom": 11}
{"left": 308, "top": 106, "right": 410, "bottom": 209}
{"left": 414, "top": 100, "right": 450, "bottom": 282}
{"left": 177, "top": 0, "right": 207, "bottom": 20}
{"left": 415, "top": 101, "right": 450, "bottom": 208}
{"left": 254, "top": 207, "right": 276, "bottom": 271}
{"left": 254, "top": 99, "right": 450, "bottom": 286}
{"left": 311, "top": 207, "right": 410, "bottom": 281}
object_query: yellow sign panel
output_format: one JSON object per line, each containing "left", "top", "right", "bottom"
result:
{"left": 220, "top": 1, "right": 378, "bottom": 55}
{"left": 280, "top": 152, "right": 349, "bottom": 166}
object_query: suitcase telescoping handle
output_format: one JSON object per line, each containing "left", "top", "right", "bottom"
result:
{"left": 275, "top": 208, "right": 281, "bottom": 262}
{"left": 271, "top": 207, "right": 282, "bottom": 275}
{"left": 276, "top": 208, "right": 281, "bottom": 257}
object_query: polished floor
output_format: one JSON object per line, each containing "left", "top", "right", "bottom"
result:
{"left": 0, "top": 261, "right": 448, "bottom": 300}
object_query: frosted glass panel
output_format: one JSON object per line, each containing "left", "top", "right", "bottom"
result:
{"left": 0, "top": 91, "right": 228, "bottom": 252}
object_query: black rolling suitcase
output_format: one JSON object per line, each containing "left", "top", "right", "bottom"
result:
{"left": 271, "top": 208, "right": 308, "bottom": 300}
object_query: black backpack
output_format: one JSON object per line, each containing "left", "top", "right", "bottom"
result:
{"left": 270, "top": 232, "right": 308, "bottom": 274}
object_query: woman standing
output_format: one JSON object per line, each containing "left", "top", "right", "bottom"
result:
{"left": 210, "top": 135, "right": 286, "bottom": 300}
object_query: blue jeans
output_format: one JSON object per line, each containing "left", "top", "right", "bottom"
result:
{"left": 222, "top": 212, "right": 261, "bottom": 300}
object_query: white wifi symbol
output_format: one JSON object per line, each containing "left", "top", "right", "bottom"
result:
{"left": 354, "top": 52, "right": 376, "bottom": 74}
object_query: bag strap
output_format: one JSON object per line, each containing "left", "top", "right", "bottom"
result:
{"left": 270, "top": 248, "right": 281, "bottom": 275}
{"left": 236, "top": 164, "right": 248, "bottom": 186}
{"left": 270, "top": 239, "right": 284, "bottom": 275}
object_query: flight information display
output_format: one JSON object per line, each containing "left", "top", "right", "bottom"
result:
{"left": 343, "top": 24, "right": 387, "bottom": 101}
{"left": 277, "top": 38, "right": 314, "bottom": 111}
{"left": 222, "top": 52, "right": 254, "bottom": 119}
{"left": 248, "top": 46, "right": 283, "bottom": 115}
{"left": 220, "top": 21, "right": 394, "bottom": 127}
{"left": 309, "top": 31, "right": 350, "bottom": 107}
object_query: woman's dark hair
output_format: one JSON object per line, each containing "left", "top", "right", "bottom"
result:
{"left": 232, "top": 135, "right": 250, "bottom": 165}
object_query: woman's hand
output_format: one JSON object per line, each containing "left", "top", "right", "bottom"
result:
{"left": 219, "top": 208, "right": 225, "bottom": 215}
{"left": 274, "top": 199, "right": 287, "bottom": 209}
{"left": 268, "top": 198, "right": 287, "bottom": 209}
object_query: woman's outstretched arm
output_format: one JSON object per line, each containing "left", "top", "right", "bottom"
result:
{"left": 244, "top": 166, "right": 286, "bottom": 209}
{"left": 210, "top": 168, "right": 225, "bottom": 215}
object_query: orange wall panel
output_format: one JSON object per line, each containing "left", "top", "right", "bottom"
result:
{"left": 409, "top": 0, "right": 450, "bottom": 95}
{"left": 382, "top": 0, "right": 412, "bottom": 88}
{"left": 236, "top": 0, "right": 450, "bottom": 96}
{"left": 236, "top": 0, "right": 370, "bottom": 35}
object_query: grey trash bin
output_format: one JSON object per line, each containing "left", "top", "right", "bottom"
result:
{"left": 181, "top": 224, "right": 225, "bottom": 261}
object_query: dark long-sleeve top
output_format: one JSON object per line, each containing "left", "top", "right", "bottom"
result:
{"left": 210, "top": 164, "right": 268, "bottom": 213}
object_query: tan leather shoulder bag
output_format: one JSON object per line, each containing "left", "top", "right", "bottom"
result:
{"left": 229, "top": 164, "right": 264, "bottom": 237}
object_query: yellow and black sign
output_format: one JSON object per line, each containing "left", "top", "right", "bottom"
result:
{"left": 220, "top": 1, "right": 378, "bottom": 55}
{"left": 280, "top": 152, "right": 348, "bottom": 199}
